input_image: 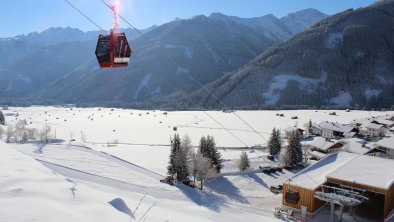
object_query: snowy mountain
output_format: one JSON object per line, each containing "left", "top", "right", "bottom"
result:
{"left": 0, "top": 9, "right": 327, "bottom": 106}
{"left": 280, "top": 8, "right": 329, "bottom": 34}
{"left": 209, "top": 9, "right": 328, "bottom": 41}
{"left": 181, "top": 1, "right": 394, "bottom": 109}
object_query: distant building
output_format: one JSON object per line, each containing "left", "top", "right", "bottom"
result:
{"left": 365, "top": 147, "right": 388, "bottom": 158}
{"left": 376, "top": 136, "right": 394, "bottom": 159}
{"left": 352, "top": 115, "right": 394, "bottom": 138}
{"left": 364, "top": 122, "right": 385, "bottom": 137}
{"left": 307, "top": 137, "right": 371, "bottom": 160}
{"left": 319, "top": 121, "right": 357, "bottom": 139}
{"left": 283, "top": 126, "right": 305, "bottom": 139}
{"left": 309, "top": 123, "right": 321, "bottom": 136}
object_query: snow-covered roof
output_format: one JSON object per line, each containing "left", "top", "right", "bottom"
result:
{"left": 284, "top": 126, "right": 304, "bottom": 132}
{"left": 319, "top": 121, "right": 354, "bottom": 133}
{"left": 343, "top": 131, "right": 356, "bottom": 138}
{"left": 351, "top": 115, "right": 394, "bottom": 127}
{"left": 310, "top": 123, "right": 321, "bottom": 130}
{"left": 290, "top": 152, "right": 394, "bottom": 190}
{"left": 376, "top": 136, "right": 394, "bottom": 150}
{"left": 306, "top": 137, "right": 337, "bottom": 151}
{"left": 289, "top": 152, "right": 357, "bottom": 190}
{"left": 373, "top": 117, "right": 394, "bottom": 126}
{"left": 363, "top": 122, "right": 384, "bottom": 130}
{"left": 327, "top": 155, "right": 394, "bottom": 190}
{"left": 310, "top": 151, "right": 326, "bottom": 160}
{"left": 338, "top": 138, "right": 372, "bottom": 155}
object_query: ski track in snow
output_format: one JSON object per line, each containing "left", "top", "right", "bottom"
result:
{"left": 38, "top": 159, "right": 179, "bottom": 199}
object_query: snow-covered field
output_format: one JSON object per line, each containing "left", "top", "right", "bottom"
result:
{"left": 2, "top": 106, "right": 393, "bottom": 222}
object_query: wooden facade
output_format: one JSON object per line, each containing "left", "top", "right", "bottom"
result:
{"left": 384, "top": 182, "right": 394, "bottom": 219}
{"left": 282, "top": 184, "right": 325, "bottom": 213}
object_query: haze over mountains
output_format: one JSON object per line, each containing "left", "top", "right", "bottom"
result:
{"left": 0, "top": 8, "right": 327, "bottom": 108}
{"left": 2, "top": 3, "right": 392, "bottom": 110}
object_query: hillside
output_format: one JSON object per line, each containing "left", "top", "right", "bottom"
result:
{"left": 183, "top": 1, "right": 394, "bottom": 109}
{"left": 0, "top": 10, "right": 327, "bottom": 106}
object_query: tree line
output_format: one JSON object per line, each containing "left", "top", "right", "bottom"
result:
{"left": 167, "top": 134, "right": 223, "bottom": 189}
{"left": 267, "top": 127, "right": 305, "bottom": 167}
{"left": 0, "top": 111, "right": 53, "bottom": 144}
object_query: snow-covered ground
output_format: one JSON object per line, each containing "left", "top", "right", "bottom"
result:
{"left": 1, "top": 106, "right": 393, "bottom": 221}
{"left": 5, "top": 106, "right": 392, "bottom": 147}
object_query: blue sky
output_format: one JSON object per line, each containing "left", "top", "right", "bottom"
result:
{"left": 0, "top": 0, "right": 374, "bottom": 38}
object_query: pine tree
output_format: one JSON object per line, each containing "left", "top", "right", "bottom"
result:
{"left": 276, "top": 129, "right": 282, "bottom": 153}
{"left": 168, "top": 134, "right": 180, "bottom": 177}
{"left": 167, "top": 134, "right": 190, "bottom": 182}
{"left": 238, "top": 151, "right": 250, "bottom": 172}
{"left": 199, "top": 135, "right": 223, "bottom": 173}
{"left": 268, "top": 128, "right": 282, "bottom": 156}
{"left": 0, "top": 111, "right": 5, "bottom": 125}
{"left": 284, "top": 131, "right": 303, "bottom": 167}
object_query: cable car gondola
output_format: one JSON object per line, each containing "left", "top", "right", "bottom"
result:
{"left": 285, "top": 189, "right": 300, "bottom": 204}
{"left": 95, "top": 5, "right": 132, "bottom": 68}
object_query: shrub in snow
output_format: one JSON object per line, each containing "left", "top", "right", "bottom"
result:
{"left": 268, "top": 128, "right": 282, "bottom": 156}
{"left": 238, "top": 151, "right": 250, "bottom": 172}
{"left": 199, "top": 135, "right": 223, "bottom": 173}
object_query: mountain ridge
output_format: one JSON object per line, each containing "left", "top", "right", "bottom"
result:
{"left": 175, "top": 1, "right": 394, "bottom": 109}
{"left": 0, "top": 9, "right": 329, "bottom": 107}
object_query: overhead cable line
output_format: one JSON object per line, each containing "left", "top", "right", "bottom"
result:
{"left": 63, "top": 0, "right": 108, "bottom": 34}
{"left": 97, "top": 0, "right": 268, "bottom": 146}
{"left": 64, "top": 0, "right": 265, "bottom": 148}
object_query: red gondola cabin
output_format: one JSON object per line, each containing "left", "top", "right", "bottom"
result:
{"left": 95, "top": 5, "right": 132, "bottom": 68}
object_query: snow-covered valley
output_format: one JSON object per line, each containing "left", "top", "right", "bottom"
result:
{"left": 1, "top": 107, "right": 393, "bottom": 221}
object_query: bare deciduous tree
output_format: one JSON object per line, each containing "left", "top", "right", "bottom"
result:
{"left": 189, "top": 150, "right": 216, "bottom": 189}
{"left": 40, "top": 124, "right": 52, "bottom": 144}
{"left": 14, "top": 120, "right": 27, "bottom": 143}
{"left": 6, "top": 125, "right": 15, "bottom": 143}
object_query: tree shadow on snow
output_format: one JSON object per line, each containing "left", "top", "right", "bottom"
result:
{"left": 244, "top": 173, "right": 269, "bottom": 189}
{"left": 205, "top": 176, "right": 248, "bottom": 204}
{"left": 108, "top": 198, "right": 135, "bottom": 220}
{"left": 177, "top": 184, "right": 227, "bottom": 212}
{"left": 34, "top": 144, "right": 46, "bottom": 154}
